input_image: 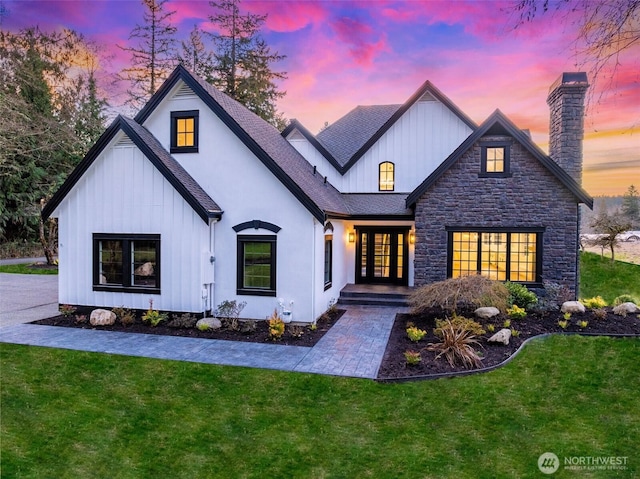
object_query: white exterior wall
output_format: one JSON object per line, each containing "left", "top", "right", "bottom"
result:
{"left": 142, "top": 82, "right": 322, "bottom": 322}
{"left": 54, "top": 135, "right": 211, "bottom": 312}
{"left": 289, "top": 99, "right": 473, "bottom": 193}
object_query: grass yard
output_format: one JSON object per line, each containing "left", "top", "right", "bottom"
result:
{"left": 580, "top": 252, "right": 640, "bottom": 303}
{"left": 0, "top": 263, "right": 58, "bottom": 275}
{"left": 2, "top": 336, "right": 639, "bottom": 478}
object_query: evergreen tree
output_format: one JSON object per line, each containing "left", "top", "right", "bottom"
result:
{"left": 207, "top": 0, "right": 287, "bottom": 128}
{"left": 178, "top": 25, "right": 215, "bottom": 83}
{"left": 621, "top": 185, "right": 640, "bottom": 228}
{"left": 118, "top": 0, "right": 177, "bottom": 110}
{"left": 0, "top": 28, "right": 107, "bottom": 262}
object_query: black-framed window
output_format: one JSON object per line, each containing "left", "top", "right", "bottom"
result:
{"left": 237, "top": 235, "right": 276, "bottom": 296}
{"left": 93, "top": 234, "right": 160, "bottom": 293}
{"left": 324, "top": 235, "right": 333, "bottom": 290}
{"left": 480, "top": 142, "right": 511, "bottom": 177}
{"left": 379, "top": 161, "right": 395, "bottom": 191}
{"left": 170, "top": 110, "right": 199, "bottom": 153}
{"left": 447, "top": 229, "right": 541, "bottom": 283}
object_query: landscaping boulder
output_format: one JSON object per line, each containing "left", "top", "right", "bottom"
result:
{"left": 196, "top": 317, "right": 222, "bottom": 331}
{"left": 613, "top": 302, "right": 638, "bottom": 316}
{"left": 488, "top": 328, "right": 511, "bottom": 345}
{"left": 475, "top": 306, "right": 500, "bottom": 319}
{"left": 90, "top": 309, "right": 116, "bottom": 326}
{"left": 561, "top": 301, "right": 585, "bottom": 314}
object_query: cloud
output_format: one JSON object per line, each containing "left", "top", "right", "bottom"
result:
{"left": 330, "top": 16, "right": 389, "bottom": 67}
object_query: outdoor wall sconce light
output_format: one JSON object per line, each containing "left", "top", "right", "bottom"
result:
{"left": 348, "top": 231, "right": 355, "bottom": 243}
{"left": 409, "top": 231, "right": 415, "bottom": 244}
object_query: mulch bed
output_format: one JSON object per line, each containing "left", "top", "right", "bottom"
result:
{"left": 377, "top": 307, "right": 640, "bottom": 380}
{"left": 33, "top": 309, "right": 345, "bottom": 348}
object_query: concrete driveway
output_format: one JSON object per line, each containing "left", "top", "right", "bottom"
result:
{"left": 0, "top": 273, "right": 59, "bottom": 327}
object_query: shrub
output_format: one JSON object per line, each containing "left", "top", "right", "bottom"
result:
{"left": 505, "top": 282, "right": 538, "bottom": 310}
{"left": 503, "top": 319, "right": 511, "bottom": 328}
{"left": 410, "top": 275, "right": 509, "bottom": 314}
{"left": 510, "top": 328, "right": 520, "bottom": 337}
{"left": 112, "top": 306, "right": 135, "bottom": 326}
{"left": 578, "top": 320, "right": 589, "bottom": 329}
{"left": 537, "top": 281, "right": 572, "bottom": 311}
{"left": 74, "top": 314, "right": 87, "bottom": 324}
{"left": 486, "top": 324, "right": 495, "bottom": 333}
{"left": 142, "top": 308, "right": 167, "bottom": 327}
{"left": 268, "top": 309, "right": 285, "bottom": 340}
{"left": 593, "top": 308, "right": 607, "bottom": 320}
{"left": 167, "top": 313, "right": 198, "bottom": 329}
{"left": 404, "top": 350, "right": 421, "bottom": 366}
{"left": 434, "top": 315, "right": 485, "bottom": 338}
{"left": 613, "top": 294, "right": 637, "bottom": 306}
{"left": 506, "top": 304, "right": 527, "bottom": 319}
{"left": 406, "top": 326, "right": 427, "bottom": 342}
{"left": 215, "top": 300, "right": 247, "bottom": 331}
{"left": 558, "top": 320, "right": 569, "bottom": 329}
{"left": 288, "top": 324, "right": 305, "bottom": 338}
{"left": 582, "top": 296, "right": 607, "bottom": 309}
{"left": 59, "top": 304, "right": 77, "bottom": 317}
{"left": 426, "top": 320, "right": 483, "bottom": 369}
{"left": 197, "top": 322, "right": 210, "bottom": 332}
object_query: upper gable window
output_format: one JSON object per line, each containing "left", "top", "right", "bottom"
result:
{"left": 480, "top": 142, "right": 511, "bottom": 177}
{"left": 171, "top": 110, "right": 199, "bottom": 153}
{"left": 379, "top": 161, "right": 395, "bottom": 191}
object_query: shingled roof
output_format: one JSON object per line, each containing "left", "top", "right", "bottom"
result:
{"left": 283, "top": 80, "right": 477, "bottom": 175}
{"left": 42, "top": 115, "right": 222, "bottom": 223}
{"left": 135, "top": 65, "right": 349, "bottom": 222}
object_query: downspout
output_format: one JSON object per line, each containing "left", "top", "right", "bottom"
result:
{"left": 209, "top": 219, "right": 217, "bottom": 315}
{"left": 311, "top": 218, "right": 317, "bottom": 322}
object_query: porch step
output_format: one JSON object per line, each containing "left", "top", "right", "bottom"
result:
{"left": 337, "top": 284, "right": 413, "bottom": 307}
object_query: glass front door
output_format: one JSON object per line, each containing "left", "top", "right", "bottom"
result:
{"left": 356, "top": 227, "right": 409, "bottom": 285}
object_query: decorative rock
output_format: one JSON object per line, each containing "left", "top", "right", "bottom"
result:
{"left": 613, "top": 302, "right": 638, "bottom": 316}
{"left": 475, "top": 306, "right": 500, "bottom": 319}
{"left": 196, "top": 317, "right": 222, "bottom": 330}
{"left": 487, "top": 328, "right": 512, "bottom": 345}
{"left": 90, "top": 309, "right": 116, "bottom": 326}
{"left": 561, "top": 301, "right": 585, "bottom": 314}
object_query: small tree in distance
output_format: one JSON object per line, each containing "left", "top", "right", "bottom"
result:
{"left": 590, "top": 209, "right": 632, "bottom": 262}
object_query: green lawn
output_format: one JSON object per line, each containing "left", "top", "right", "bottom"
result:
{"left": 2, "top": 336, "right": 639, "bottom": 478}
{"left": 0, "top": 263, "right": 58, "bottom": 275}
{"left": 580, "top": 252, "right": 640, "bottom": 303}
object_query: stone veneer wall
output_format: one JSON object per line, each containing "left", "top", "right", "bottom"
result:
{"left": 414, "top": 135, "right": 580, "bottom": 297}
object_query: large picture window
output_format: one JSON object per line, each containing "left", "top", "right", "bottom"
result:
{"left": 93, "top": 234, "right": 160, "bottom": 293}
{"left": 237, "top": 235, "right": 276, "bottom": 296}
{"left": 448, "top": 230, "right": 540, "bottom": 283}
{"left": 170, "top": 110, "right": 199, "bottom": 153}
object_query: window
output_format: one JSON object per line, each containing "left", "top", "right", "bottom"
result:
{"left": 379, "top": 161, "right": 395, "bottom": 191}
{"left": 480, "top": 143, "right": 510, "bottom": 176}
{"left": 93, "top": 234, "right": 160, "bottom": 293}
{"left": 237, "top": 235, "right": 276, "bottom": 296}
{"left": 324, "top": 235, "right": 333, "bottom": 290}
{"left": 448, "top": 230, "right": 540, "bottom": 283}
{"left": 170, "top": 110, "right": 199, "bottom": 153}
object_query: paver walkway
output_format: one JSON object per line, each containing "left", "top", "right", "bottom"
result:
{"left": 0, "top": 273, "right": 404, "bottom": 379}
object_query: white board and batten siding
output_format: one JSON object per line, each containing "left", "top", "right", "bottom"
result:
{"left": 289, "top": 98, "right": 474, "bottom": 193}
{"left": 54, "top": 133, "right": 210, "bottom": 312}
{"left": 141, "top": 81, "right": 322, "bottom": 321}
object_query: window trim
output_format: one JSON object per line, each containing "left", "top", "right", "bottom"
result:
{"left": 446, "top": 227, "right": 543, "bottom": 284}
{"left": 479, "top": 141, "right": 512, "bottom": 178}
{"left": 93, "top": 233, "right": 161, "bottom": 294}
{"left": 378, "top": 161, "right": 395, "bottom": 191}
{"left": 324, "top": 234, "right": 333, "bottom": 290}
{"left": 170, "top": 110, "right": 199, "bottom": 153}
{"left": 237, "top": 235, "right": 277, "bottom": 297}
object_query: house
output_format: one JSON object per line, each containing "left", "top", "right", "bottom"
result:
{"left": 43, "top": 66, "right": 593, "bottom": 321}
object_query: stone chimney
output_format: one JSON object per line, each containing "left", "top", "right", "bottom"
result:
{"left": 546, "top": 72, "right": 589, "bottom": 184}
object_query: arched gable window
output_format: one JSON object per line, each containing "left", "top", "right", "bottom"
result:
{"left": 379, "top": 161, "right": 395, "bottom": 191}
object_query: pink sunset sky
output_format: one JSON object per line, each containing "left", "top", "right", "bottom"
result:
{"left": 3, "top": 0, "right": 639, "bottom": 196}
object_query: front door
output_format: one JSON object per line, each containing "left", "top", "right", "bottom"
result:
{"left": 356, "top": 227, "right": 409, "bottom": 285}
